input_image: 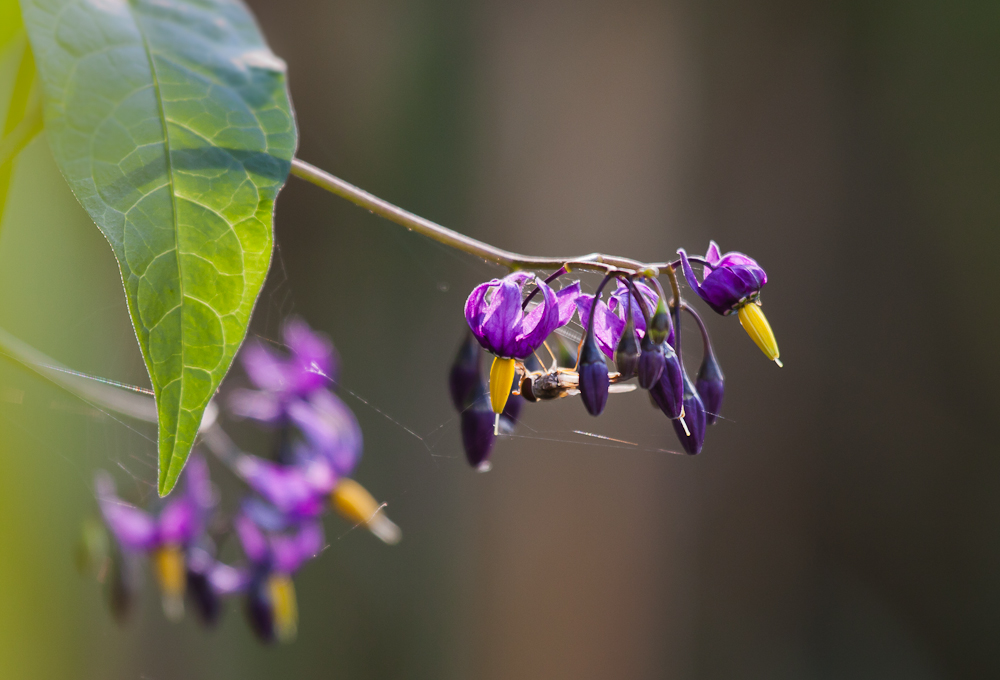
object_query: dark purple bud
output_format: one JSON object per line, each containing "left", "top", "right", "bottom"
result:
{"left": 648, "top": 343, "right": 684, "bottom": 419}
{"left": 637, "top": 333, "right": 665, "bottom": 389}
{"left": 461, "top": 405, "right": 498, "bottom": 469}
{"left": 449, "top": 331, "right": 483, "bottom": 410}
{"left": 187, "top": 568, "right": 222, "bottom": 627}
{"left": 245, "top": 571, "right": 276, "bottom": 643}
{"left": 578, "top": 332, "right": 609, "bottom": 416}
{"left": 614, "top": 317, "right": 640, "bottom": 380}
{"left": 672, "top": 374, "right": 707, "bottom": 455}
{"left": 696, "top": 349, "right": 724, "bottom": 425}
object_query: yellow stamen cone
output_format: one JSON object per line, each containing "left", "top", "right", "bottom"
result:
{"left": 331, "top": 478, "right": 402, "bottom": 545}
{"left": 154, "top": 544, "right": 185, "bottom": 621}
{"left": 489, "top": 356, "right": 516, "bottom": 414}
{"left": 268, "top": 574, "right": 298, "bottom": 643}
{"left": 738, "top": 302, "right": 781, "bottom": 365}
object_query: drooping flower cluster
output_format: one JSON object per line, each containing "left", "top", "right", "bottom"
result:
{"left": 81, "top": 319, "right": 399, "bottom": 643}
{"left": 451, "top": 242, "right": 780, "bottom": 464}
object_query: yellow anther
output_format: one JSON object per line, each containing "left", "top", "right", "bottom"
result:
{"left": 268, "top": 574, "right": 298, "bottom": 643}
{"left": 331, "top": 478, "right": 402, "bottom": 545}
{"left": 489, "top": 356, "right": 516, "bottom": 414}
{"left": 737, "top": 302, "right": 781, "bottom": 365}
{"left": 153, "top": 544, "right": 185, "bottom": 621}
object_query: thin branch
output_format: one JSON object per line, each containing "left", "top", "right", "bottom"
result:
{"left": 290, "top": 158, "right": 656, "bottom": 276}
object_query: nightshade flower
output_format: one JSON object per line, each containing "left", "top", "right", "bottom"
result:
{"left": 465, "top": 273, "right": 580, "bottom": 414}
{"left": 236, "top": 512, "right": 324, "bottom": 643}
{"left": 185, "top": 547, "right": 246, "bottom": 627}
{"left": 95, "top": 457, "right": 213, "bottom": 621}
{"left": 678, "top": 242, "right": 780, "bottom": 365}
{"left": 230, "top": 318, "right": 338, "bottom": 423}
{"left": 577, "top": 281, "right": 661, "bottom": 359}
{"left": 287, "top": 389, "right": 363, "bottom": 477}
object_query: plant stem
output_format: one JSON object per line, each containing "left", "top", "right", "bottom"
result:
{"left": 0, "top": 325, "right": 157, "bottom": 422}
{"left": 290, "top": 158, "right": 654, "bottom": 275}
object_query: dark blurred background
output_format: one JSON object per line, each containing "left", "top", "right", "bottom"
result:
{"left": 1, "top": 0, "right": 998, "bottom": 678}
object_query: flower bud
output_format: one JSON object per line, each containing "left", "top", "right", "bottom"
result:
{"left": 614, "top": 317, "right": 640, "bottom": 380}
{"left": 737, "top": 301, "right": 781, "bottom": 366}
{"left": 648, "top": 343, "right": 684, "bottom": 419}
{"left": 578, "top": 332, "right": 609, "bottom": 416}
{"left": 461, "top": 405, "right": 498, "bottom": 469}
{"left": 696, "top": 348, "right": 724, "bottom": 425}
{"left": 672, "top": 374, "right": 707, "bottom": 455}
{"left": 186, "top": 568, "right": 221, "bottom": 627}
{"left": 647, "top": 297, "right": 671, "bottom": 345}
{"left": 637, "top": 333, "right": 665, "bottom": 389}
{"left": 449, "top": 331, "right": 482, "bottom": 410}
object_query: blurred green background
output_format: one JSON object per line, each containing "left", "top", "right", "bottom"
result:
{"left": 1, "top": 0, "right": 999, "bottom": 678}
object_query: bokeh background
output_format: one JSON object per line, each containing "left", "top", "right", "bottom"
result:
{"left": 1, "top": 0, "right": 998, "bottom": 678}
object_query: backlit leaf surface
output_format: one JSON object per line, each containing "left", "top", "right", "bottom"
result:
{"left": 21, "top": 0, "right": 296, "bottom": 494}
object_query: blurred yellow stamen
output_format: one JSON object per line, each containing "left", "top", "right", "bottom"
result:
{"left": 331, "top": 478, "right": 402, "bottom": 545}
{"left": 154, "top": 544, "right": 185, "bottom": 621}
{"left": 268, "top": 574, "right": 298, "bottom": 643}
{"left": 738, "top": 302, "right": 781, "bottom": 365}
{"left": 489, "top": 356, "right": 516, "bottom": 415}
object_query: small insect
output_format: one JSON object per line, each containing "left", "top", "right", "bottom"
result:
{"left": 517, "top": 362, "right": 636, "bottom": 402}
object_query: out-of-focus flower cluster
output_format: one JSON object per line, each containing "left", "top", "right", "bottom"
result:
{"left": 78, "top": 319, "right": 399, "bottom": 643}
{"left": 452, "top": 242, "right": 780, "bottom": 465}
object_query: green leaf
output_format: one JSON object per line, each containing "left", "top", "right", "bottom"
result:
{"left": 21, "top": 0, "right": 297, "bottom": 495}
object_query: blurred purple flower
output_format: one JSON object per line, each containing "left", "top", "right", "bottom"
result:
{"left": 230, "top": 318, "right": 338, "bottom": 423}
{"left": 234, "top": 450, "right": 336, "bottom": 521}
{"left": 288, "top": 389, "right": 363, "bottom": 477}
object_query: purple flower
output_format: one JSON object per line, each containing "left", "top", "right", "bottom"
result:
{"left": 186, "top": 547, "right": 248, "bottom": 626}
{"left": 234, "top": 451, "right": 336, "bottom": 521}
{"left": 95, "top": 457, "right": 215, "bottom": 620}
{"left": 236, "top": 510, "right": 324, "bottom": 643}
{"left": 465, "top": 273, "right": 581, "bottom": 359}
{"left": 230, "top": 318, "right": 338, "bottom": 423}
{"left": 678, "top": 241, "right": 767, "bottom": 316}
{"left": 288, "top": 390, "right": 363, "bottom": 477}
{"left": 235, "top": 511, "right": 324, "bottom": 575}
{"left": 96, "top": 469, "right": 202, "bottom": 554}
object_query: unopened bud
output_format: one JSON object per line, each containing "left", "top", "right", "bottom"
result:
{"left": 648, "top": 343, "right": 684, "bottom": 419}
{"left": 696, "top": 349, "right": 725, "bottom": 425}
{"left": 614, "top": 319, "right": 640, "bottom": 380}
{"left": 578, "top": 332, "right": 609, "bottom": 416}
{"left": 637, "top": 333, "right": 665, "bottom": 389}
{"left": 647, "top": 297, "right": 671, "bottom": 345}
{"left": 449, "top": 331, "right": 483, "bottom": 410}
{"left": 671, "top": 374, "right": 707, "bottom": 455}
{"left": 461, "top": 406, "right": 498, "bottom": 468}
